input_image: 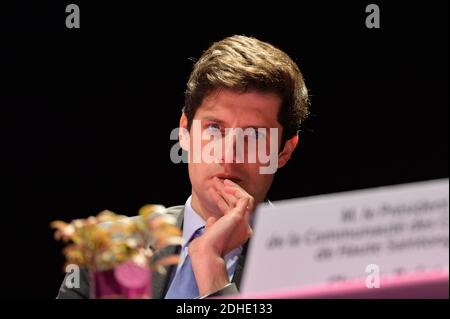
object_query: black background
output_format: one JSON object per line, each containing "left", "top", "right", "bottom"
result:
{"left": 1, "top": 1, "right": 448, "bottom": 298}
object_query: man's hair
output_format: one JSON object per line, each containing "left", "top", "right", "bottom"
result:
{"left": 183, "top": 35, "right": 310, "bottom": 144}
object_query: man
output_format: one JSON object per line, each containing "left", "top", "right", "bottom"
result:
{"left": 57, "top": 35, "right": 309, "bottom": 299}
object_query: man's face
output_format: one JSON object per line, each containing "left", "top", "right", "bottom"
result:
{"left": 179, "top": 88, "right": 295, "bottom": 217}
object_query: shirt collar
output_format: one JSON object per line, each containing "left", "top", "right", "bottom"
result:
{"left": 182, "top": 196, "right": 206, "bottom": 248}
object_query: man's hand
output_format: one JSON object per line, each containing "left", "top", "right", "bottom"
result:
{"left": 188, "top": 178, "right": 255, "bottom": 296}
{"left": 208, "top": 177, "right": 255, "bottom": 255}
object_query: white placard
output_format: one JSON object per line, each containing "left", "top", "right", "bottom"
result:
{"left": 241, "top": 179, "right": 449, "bottom": 294}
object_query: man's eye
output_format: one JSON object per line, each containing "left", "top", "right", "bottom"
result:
{"left": 247, "top": 128, "right": 266, "bottom": 140}
{"left": 205, "top": 123, "right": 221, "bottom": 132}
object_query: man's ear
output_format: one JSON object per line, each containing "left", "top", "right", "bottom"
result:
{"left": 278, "top": 135, "right": 299, "bottom": 168}
{"left": 179, "top": 112, "right": 190, "bottom": 151}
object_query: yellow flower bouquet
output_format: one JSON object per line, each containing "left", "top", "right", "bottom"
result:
{"left": 51, "top": 204, "right": 182, "bottom": 298}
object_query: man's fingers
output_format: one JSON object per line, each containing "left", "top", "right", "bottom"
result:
{"left": 223, "top": 186, "right": 239, "bottom": 196}
{"left": 243, "top": 206, "right": 251, "bottom": 223}
{"left": 223, "top": 179, "right": 238, "bottom": 187}
{"left": 212, "top": 178, "right": 238, "bottom": 209}
{"left": 233, "top": 197, "right": 249, "bottom": 217}
{"left": 208, "top": 187, "right": 230, "bottom": 214}
{"left": 224, "top": 184, "right": 255, "bottom": 213}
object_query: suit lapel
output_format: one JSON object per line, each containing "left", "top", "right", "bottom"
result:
{"left": 231, "top": 199, "right": 269, "bottom": 289}
{"left": 230, "top": 240, "right": 249, "bottom": 289}
{"left": 151, "top": 206, "right": 185, "bottom": 299}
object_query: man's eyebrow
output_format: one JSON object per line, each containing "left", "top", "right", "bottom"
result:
{"left": 200, "top": 116, "right": 225, "bottom": 124}
{"left": 200, "top": 115, "right": 272, "bottom": 129}
{"left": 242, "top": 125, "right": 271, "bottom": 130}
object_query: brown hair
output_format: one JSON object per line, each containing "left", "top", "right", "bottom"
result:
{"left": 183, "top": 35, "right": 310, "bottom": 144}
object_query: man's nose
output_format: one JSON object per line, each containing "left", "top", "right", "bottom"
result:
{"left": 220, "top": 129, "right": 238, "bottom": 164}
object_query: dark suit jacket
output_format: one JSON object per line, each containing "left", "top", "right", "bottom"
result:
{"left": 56, "top": 205, "right": 247, "bottom": 299}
